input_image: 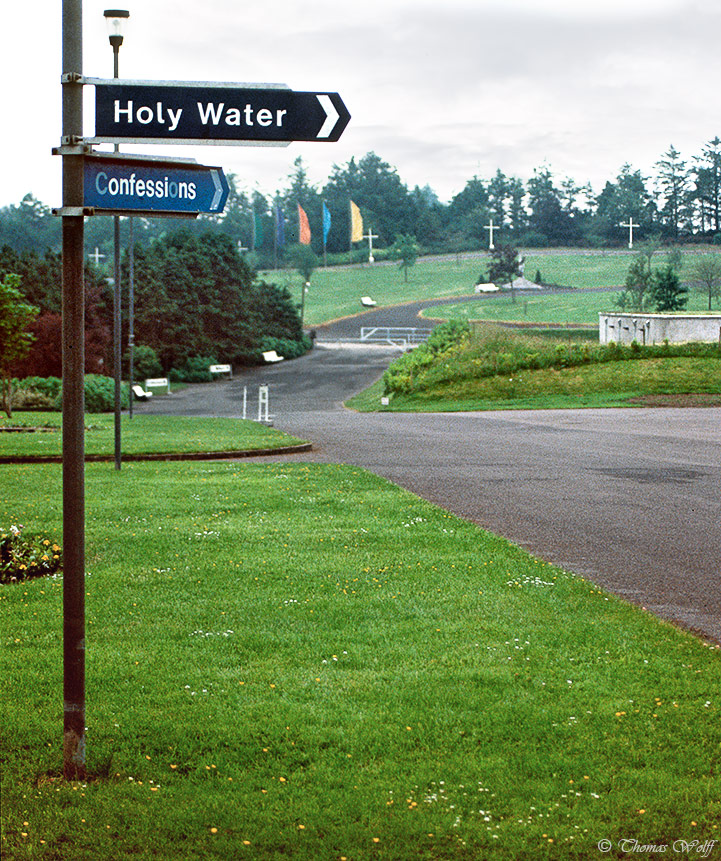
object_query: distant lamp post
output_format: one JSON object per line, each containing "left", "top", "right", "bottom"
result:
{"left": 104, "top": 9, "right": 129, "bottom": 466}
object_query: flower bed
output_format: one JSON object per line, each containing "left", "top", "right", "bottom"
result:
{"left": 0, "top": 524, "right": 62, "bottom": 583}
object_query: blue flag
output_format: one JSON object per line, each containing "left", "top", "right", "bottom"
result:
{"left": 322, "top": 201, "right": 332, "bottom": 245}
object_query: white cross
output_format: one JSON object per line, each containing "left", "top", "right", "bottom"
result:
{"left": 363, "top": 228, "right": 379, "bottom": 263}
{"left": 620, "top": 217, "right": 638, "bottom": 249}
{"left": 237, "top": 240, "right": 249, "bottom": 254}
{"left": 89, "top": 247, "right": 106, "bottom": 265}
{"left": 484, "top": 219, "right": 497, "bottom": 250}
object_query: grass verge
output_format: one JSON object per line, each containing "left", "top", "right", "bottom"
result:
{"left": 0, "top": 414, "right": 308, "bottom": 460}
{"left": 348, "top": 357, "right": 721, "bottom": 413}
{"left": 2, "top": 461, "right": 720, "bottom": 859}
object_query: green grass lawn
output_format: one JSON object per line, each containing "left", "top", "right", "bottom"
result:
{"left": 0, "top": 414, "right": 308, "bottom": 459}
{"left": 261, "top": 249, "right": 719, "bottom": 327}
{"left": 422, "top": 290, "right": 617, "bottom": 327}
{"left": 425, "top": 285, "right": 719, "bottom": 328}
{"left": 2, "top": 461, "right": 720, "bottom": 859}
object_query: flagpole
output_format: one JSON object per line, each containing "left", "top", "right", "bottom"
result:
{"left": 323, "top": 201, "right": 327, "bottom": 267}
{"left": 273, "top": 205, "right": 278, "bottom": 269}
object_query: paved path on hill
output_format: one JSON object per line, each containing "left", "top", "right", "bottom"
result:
{"left": 310, "top": 286, "right": 613, "bottom": 338}
{"left": 136, "top": 305, "right": 721, "bottom": 645}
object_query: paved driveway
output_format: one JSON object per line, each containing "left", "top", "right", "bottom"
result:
{"left": 136, "top": 323, "right": 721, "bottom": 645}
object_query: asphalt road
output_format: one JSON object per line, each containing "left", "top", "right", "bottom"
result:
{"left": 136, "top": 306, "right": 721, "bottom": 645}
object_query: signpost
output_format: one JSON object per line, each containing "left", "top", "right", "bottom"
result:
{"left": 83, "top": 153, "right": 229, "bottom": 215}
{"left": 61, "top": 0, "right": 86, "bottom": 781}
{"left": 59, "top": 1, "right": 350, "bottom": 782}
{"left": 91, "top": 80, "right": 351, "bottom": 145}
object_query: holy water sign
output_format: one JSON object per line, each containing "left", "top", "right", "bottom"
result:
{"left": 90, "top": 80, "right": 351, "bottom": 145}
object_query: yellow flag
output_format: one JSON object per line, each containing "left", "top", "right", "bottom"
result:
{"left": 350, "top": 200, "right": 363, "bottom": 243}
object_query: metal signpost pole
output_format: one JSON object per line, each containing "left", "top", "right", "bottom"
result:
{"left": 61, "top": 0, "right": 87, "bottom": 781}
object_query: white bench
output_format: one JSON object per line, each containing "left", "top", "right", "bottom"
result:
{"left": 209, "top": 363, "right": 232, "bottom": 378}
{"left": 361, "top": 296, "right": 377, "bottom": 307}
{"left": 132, "top": 384, "right": 152, "bottom": 401}
{"left": 145, "top": 377, "right": 170, "bottom": 394}
{"left": 262, "top": 350, "right": 284, "bottom": 363}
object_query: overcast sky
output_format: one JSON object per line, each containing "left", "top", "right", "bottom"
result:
{"left": 2, "top": 0, "right": 719, "bottom": 208}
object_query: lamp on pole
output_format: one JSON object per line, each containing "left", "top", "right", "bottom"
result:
{"left": 104, "top": 9, "right": 128, "bottom": 76}
{"left": 104, "top": 9, "right": 129, "bottom": 465}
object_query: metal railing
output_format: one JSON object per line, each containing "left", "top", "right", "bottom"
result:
{"left": 360, "top": 326, "right": 432, "bottom": 347}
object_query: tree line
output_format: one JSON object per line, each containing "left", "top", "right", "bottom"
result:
{"left": 0, "top": 231, "right": 307, "bottom": 387}
{"left": 1, "top": 139, "right": 719, "bottom": 267}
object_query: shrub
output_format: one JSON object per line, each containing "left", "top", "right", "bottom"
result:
{"left": 10, "top": 388, "right": 55, "bottom": 410}
{"left": 651, "top": 264, "right": 688, "bottom": 312}
{"left": 495, "top": 353, "right": 518, "bottom": 375}
{"left": 383, "top": 320, "right": 470, "bottom": 394}
{"left": 519, "top": 231, "right": 549, "bottom": 248}
{"left": 83, "top": 374, "right": 128, "bottom": 412}
{"left": 259, "top": 335, "right": 313, "bottom": 362}
{"left": 130, "top": 345, "right": 163, "bottom": 380}
{"left": 0, "top": 524, "right": 62, "bottom": 584}
{"left": 11, "top": 376, "right": 61, "bottom": 410}
{"left": 17, "top": 376, "right": 62, "bottom": 399}
{"left": 12, "top": 375, "right": 127, "bottom": 413}
{"left": 554, "top": 345, "right": 570, "bottom": 368}
{"left": 425, "top": 319, "right": 470, "bottom": 353}
{"left": 169, "top": 356, "right": 217, "bottom": 383}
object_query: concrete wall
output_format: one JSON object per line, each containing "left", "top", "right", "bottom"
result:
{"left": 599, "top": 313, "right": 721, "bottom": 345}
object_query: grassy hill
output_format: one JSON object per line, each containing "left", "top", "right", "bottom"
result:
{"left": 348, "top": 322, "right": 721, "bottom": 412}
{"left": 261, "top": 248, "right": 720, "bottom": 327}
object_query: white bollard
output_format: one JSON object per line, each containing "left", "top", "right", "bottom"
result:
{"left": 258, "top": 385, "right": 270, "bottom": 423}
{"left": 242, "top": 386, "right": 247, "bottom": 420}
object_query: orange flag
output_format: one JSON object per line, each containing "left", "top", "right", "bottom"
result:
{"left": 298, "top": 204, "right": 311, "bottom": 245}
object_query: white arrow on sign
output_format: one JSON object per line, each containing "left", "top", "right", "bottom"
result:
{"left": 210, "top": 169, "right": 223, "bottom": 211}
{"left": 316, "top": 94, "right": 339, "bottom": 139}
